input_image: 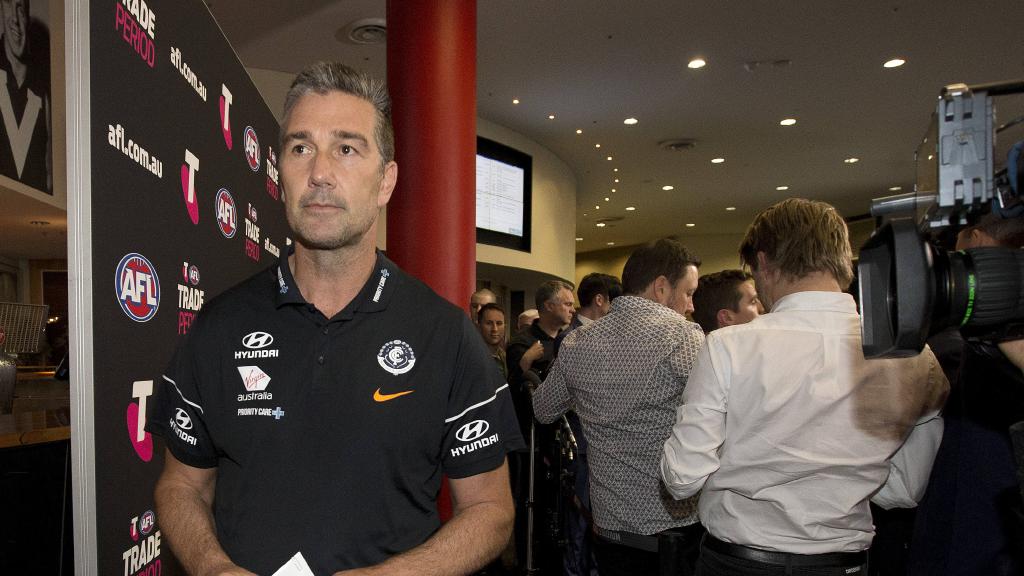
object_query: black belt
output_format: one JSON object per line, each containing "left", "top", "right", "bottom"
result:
{"left": 703, "top": 534, "right": 867, "bottom": 567}
{"left": 594, "top": 523, "right": 704, "bottom": 554}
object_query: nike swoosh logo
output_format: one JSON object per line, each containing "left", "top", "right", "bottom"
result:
{"left": 373, "top": 388, "right": 415, "bottom": 402}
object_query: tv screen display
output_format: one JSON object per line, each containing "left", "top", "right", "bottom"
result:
{"left": 476, "top": 137, "right": 532, "bottom": 251}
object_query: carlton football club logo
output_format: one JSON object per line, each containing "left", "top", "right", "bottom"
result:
{"left": 244, "top": 126, "right": 260, "bottom": 171}
{"left": 220, "top": 84, "right": 233, "bottom": 150}
{"left": 377, "top": 340, "right": 416, "bottom": 375}
{"left": 181, "top": 149, "right": 201, "bottom": 224}
{"left": 215, "top": 188, "right": 237, "bottom": 238}
{"left": 115, "top": 253, "right": 160, "bottom": 322}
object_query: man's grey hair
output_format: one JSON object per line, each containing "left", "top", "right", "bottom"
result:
{"left": 281, "top": 61, "right": 395, "bottom": 167}
{"left": 535, "top": 280, "right": 574, "bottom": 310}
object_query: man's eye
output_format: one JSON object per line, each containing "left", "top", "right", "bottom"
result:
{"left": 291, "top": 144, "right": 309, "bottom": 155}
{"left": 340, "top": 145, "right": 354, "bottom": 155}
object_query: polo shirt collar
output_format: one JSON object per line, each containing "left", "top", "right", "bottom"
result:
{"left": 273, "top": 247, "right": 400, "bottom": 316}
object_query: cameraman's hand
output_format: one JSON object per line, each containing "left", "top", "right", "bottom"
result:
{"left": 998, "top": 339, "right": 1024, "bottom": 373}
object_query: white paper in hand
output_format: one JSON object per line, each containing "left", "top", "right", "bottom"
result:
{"left": 271, "top": 552, "right": 316, "bottom": 576}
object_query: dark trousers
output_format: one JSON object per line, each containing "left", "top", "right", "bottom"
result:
{"left": 593, "top": 523, "right": 704, "bottom": 576}
{"left": 697, "top": 538, "right": 868, "bottom": 576}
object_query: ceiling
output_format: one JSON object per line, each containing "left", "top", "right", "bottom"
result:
{"left": 3, "top": 0, "right": 1023, "bottom": 261}
{"left": 211, "top": 0, "right": 1024, "bottom": 254}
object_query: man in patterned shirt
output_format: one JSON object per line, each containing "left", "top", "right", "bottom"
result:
{"left": 533, "top": 238, "right": 705, "bottom": 576}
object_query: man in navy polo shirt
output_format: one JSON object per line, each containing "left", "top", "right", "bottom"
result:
{"left": 148, "top": 61, "right": 519, "bottom": 576}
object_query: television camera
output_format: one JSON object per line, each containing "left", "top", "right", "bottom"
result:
{"left": 858, "top": 79, "right": 1024, "bottom": 358}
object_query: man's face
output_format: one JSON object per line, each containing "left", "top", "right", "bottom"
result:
{"left": 470, "top": 292, "right": 496, "bottom": 322}
{"left": 546, "top": 288, "right": 576, "bottom": 326}
{"left": 1, "top": 0, "right": 27, "bottom": 60}
{"left": 478, "top": 309, "right": 505, "bottom": 347}
{"left": 665, "top": 265, "right": 699, "bottom": 317}
{"left": 726, "top": 280, "right": 761, "bottom": 326}
{"left": 279, "top": 91, "right": 396, "bottom": 251}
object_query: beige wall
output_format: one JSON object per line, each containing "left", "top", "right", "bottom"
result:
{"left": 475, "top": 118, "right": 577, "bottom": 283}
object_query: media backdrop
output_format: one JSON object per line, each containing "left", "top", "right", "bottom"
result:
{"left": 87, "top": 0, "right": 288, "bottom": 573}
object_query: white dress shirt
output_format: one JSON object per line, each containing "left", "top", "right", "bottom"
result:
{"left": 661, "top": 291, "right": 948, "bottom": 553}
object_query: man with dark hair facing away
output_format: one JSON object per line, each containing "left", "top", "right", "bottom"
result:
{"left": 534, "top": 238, "right": 705, "bottom": 576}
{"left": 661, "top": 198, "right": 948, "bottom": 576}
{"left": 690, "top": 270, "right": 761, "bottom": 334}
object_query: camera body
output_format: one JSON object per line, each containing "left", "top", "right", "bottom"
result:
{"left": 858, "top": 80, "right": 1024, "bottom": 358}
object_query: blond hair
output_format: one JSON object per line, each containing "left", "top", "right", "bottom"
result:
{"left": 739, "top": 198, "right": 853, "bottom": 288}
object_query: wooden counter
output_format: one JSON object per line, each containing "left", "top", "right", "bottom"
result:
{"left": 0, "top": 407, "right": 70, "bottom": 449}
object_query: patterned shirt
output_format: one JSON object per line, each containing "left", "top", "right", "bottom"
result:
{"left": 533, "top": 295, "right": 705, "bottom": 534}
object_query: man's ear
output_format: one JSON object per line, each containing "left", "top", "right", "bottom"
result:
{"left": 594, "top": 294, "right": 607, "bottom": 309}
{"left": 652, "top": 275, "right": 670, "bottom": 303}
{"left": 716, "top": 308, "right": 733, "bottom": 329}
{"left": 377, "top": 161, "right": 398, "bottom": 208}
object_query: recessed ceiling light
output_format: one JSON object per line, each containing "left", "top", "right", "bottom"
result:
{"left": 576, "top": 129, "right": 583, "bottom": 134}
{"left": 584, "top": 213, "right": 589, "bottom": 216}
{"left": 606, "top": 156, "right": 613, "bottom": 161}
{"left": 512, "top": 98, "right": 520, "bottom": 105}
{"left": 548, "top": 114, "right": 555, "bottom": 120}
{"left": 686, "top": 223, "right": 696, "bottom": 227}
{"left": 776, "top": 185, "right": 789, "bottom": 191}
{"left": 626, "top": 206, "right": 636, "bottom": 211}
{"left": 711, "top": 158, "right": 725, "bottom": 164}
{"left": 604, "top": 197, "right": 610, "bottom": 202}
{"left": 780, "top": 118, "right": 797, "bottom": 126}
{"left": 662, "top": 185, "right": 674, "bottom": 191}
{"left": 607, "top": 242, "right": 615, "bottom": 246}
{"left": 596, "top": 222, "right": 606, "bottom": 227}
{"left": 883, "top": 58, "right": 906, "bottom": 68}
{"left": 725, "top": 206, "right": 737, "bottom": 211}
{"left": 595, "top": 144, "right": 601, "bottom": 148}
{"left": 688, "top": 58, "right": 706, "bottom": 69}
{"left": 613, "top": 168, "right": 619, "bottom": 172}
{"left": 576, "top": 237, "right": 583, "bottom": 241}
{"left": 611, "top": 188, "right": 617, "bottom": 193}
{"left": 624, "top": 118, "right": 639, "bottom": 125}
{"left": 889, "top": 186, "right": 902, "bottom": 191}
{"left": 844, "top": 157, "right": 860, "bottom": 164}
{"left": 614, "top": 178, "right": 620, "bottom": 183}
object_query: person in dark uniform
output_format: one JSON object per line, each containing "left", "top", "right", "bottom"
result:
{"left": 0, "top": 0, "right": 51, "bottom": 192}
{"left": 148, "top": 61, "right": 521, "bottom": 576}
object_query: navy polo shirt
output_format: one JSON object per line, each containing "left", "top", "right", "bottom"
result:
{"left": 148, "top": 249, "right": 522, "bottom": 574}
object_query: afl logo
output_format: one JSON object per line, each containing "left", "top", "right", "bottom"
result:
{"left": 377, "top": 340, "right": 416, "bottom": 375}
{"left": 243, "top": 126, "right": 260, "bottom": 171}
{"left": 115, "top": 253, "right": 160, "bottom": 322}
{"left": 456, "top": 420, "right": 490, "bottom": 442}
{"left": 216, "top": 188, "right": 237, "bottom": 238}
{"left": 174, "top": 408, "right": 193, "bottom": 430}
{"left": 139, "top": 510, "right": 156, "bottom": 536}
{"left": 242, "top": 331, "right": 274, "bottom": 349}
{"left": 188, "top": 265, "right": 200, "bottom": 286}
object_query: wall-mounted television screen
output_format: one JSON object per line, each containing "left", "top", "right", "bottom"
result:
{"left": 476, "top": 136, "right": 532, "bottom": 252}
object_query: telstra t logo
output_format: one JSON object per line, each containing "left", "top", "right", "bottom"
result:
{"left": 180, "top": 149, "right": 200, "bottom": 224}
{"left": 220, "top": 85, "right": 233, "bottom": 150}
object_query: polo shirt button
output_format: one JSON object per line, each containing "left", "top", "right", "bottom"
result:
{"left": 322, "top": 327, "right": 329, "bottom": 335}
{"left": 317, "top": 355, "right": 324, "bottom": 364}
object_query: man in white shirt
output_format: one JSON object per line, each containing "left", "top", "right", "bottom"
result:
{"left": 661, "top": 198, "right": 949, "bottom": 576}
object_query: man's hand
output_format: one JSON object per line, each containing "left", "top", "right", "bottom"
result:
{"left": 519, "top": 340, "right": 544, "bottom": 373}
{"left": 998, "top": 339, "right": 1024, "bottom": 373}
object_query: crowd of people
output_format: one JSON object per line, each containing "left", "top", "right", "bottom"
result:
{"left": 145, "top": 60, "right": 1023, "bottom": 576}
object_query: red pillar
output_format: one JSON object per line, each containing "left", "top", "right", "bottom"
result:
{"left": 386, "top": 1, "right": 477, "bottom": 313}
{"left": 386, "top": 0, "right": 477, "bottom": 523}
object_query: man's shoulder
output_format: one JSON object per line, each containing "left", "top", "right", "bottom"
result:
{"left": 383, "top": 263, "right": 466, "bottom": 325}
{"left": 200, "top": 265, "right": 277, "bottom": 318}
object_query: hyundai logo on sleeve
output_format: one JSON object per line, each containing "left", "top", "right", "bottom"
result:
{"left": 456, "top": 420, "right": 490, "bottom": 442}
